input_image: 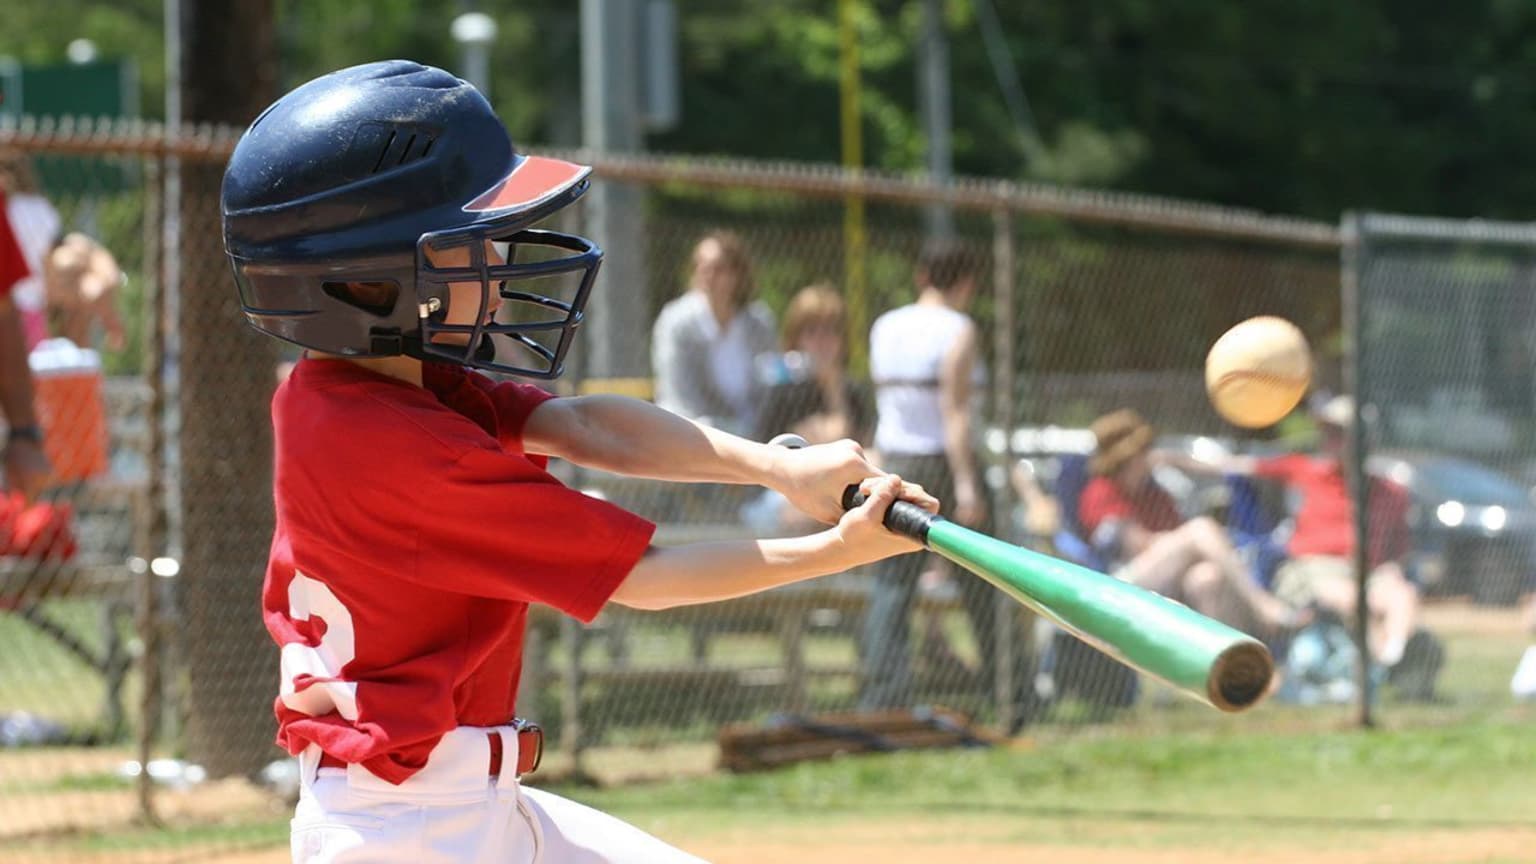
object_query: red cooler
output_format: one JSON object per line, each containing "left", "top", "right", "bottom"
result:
{"left": 27, "top": 338, "right": 108, "bottom": 484}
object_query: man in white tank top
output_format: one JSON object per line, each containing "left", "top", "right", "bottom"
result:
{"left": 862, "top": 239, "right": 1013, "bottom": 711}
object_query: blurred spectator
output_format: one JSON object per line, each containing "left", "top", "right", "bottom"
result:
{"left": 651, "top": 230, "right": 776, "bottom": 436}
{"left": 0, "top": 151, "right": 61, "bottom": 351}
{"left": 1182, "top": 396, "right": 1422, "bottom": 668}
{"left": 1080, "top": 409, "right": 1301, "bottom": 638}
{"left": 1514, "top": 599, "right": 1536, "bottom": 701}
{"left": 743, "top": 284, "right": 872, "bottom": 534}
{"left": 754, "top": 283, "right": 872, "bottom": 447}
{"left": 0, "top": 193, "right": 51, "bottom": 500}
{"left": 859, "top": 238, "right": 1003, "bottom": 711}
{"left": 45, "top": 232, "right": 127, "bottom": 352}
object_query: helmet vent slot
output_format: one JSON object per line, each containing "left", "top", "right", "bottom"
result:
{"left": 369, "top": 128, "right": 436, "bottom": 174}
{"left": 371, "top": 130, "right": 398, "bottom": 173}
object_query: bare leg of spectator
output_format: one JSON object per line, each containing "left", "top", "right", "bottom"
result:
{"left": 1304, "top": 562, "right": 1419, "bottom": 665}
{"left": 1120, "top": 518, "right": 1297, "bottom": 634}
{"left": 1178, "top": 517, "right": 1301, "bottom": 631}
{"left": 1367, "top": 564, "right": 1418, "bottom": 666}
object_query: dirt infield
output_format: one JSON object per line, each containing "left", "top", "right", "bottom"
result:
{"left": 683, "top": 818, "right": 1536, "bottom": 864}
{"left": 9, "top": 815, "right": 1535, "bottom": 864}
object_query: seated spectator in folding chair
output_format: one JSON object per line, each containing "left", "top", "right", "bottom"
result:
{"left": 1177, "top": 396, "right": 1422, "bottom": 670}
{"left": 1080, "top": 409, "right": 1303, "bottom": 640}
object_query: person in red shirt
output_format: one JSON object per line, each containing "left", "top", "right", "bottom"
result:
{"left": 1079, "top": 409, "right": 1300, "bottom": 638}
{"left": 1211, "top": 396, "right": 1420, "bottom": 668}
{"left": 0, "top": 192, "right": 50, "bottom": 500}
{"left": 225, "top": 62, "right": 936, "bottom": 864}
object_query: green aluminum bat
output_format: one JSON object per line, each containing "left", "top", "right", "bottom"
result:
{"left": 849, "top": 485, "right": 1274, "bottom": 712}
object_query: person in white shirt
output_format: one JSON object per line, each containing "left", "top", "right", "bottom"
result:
{"left": 651, "top": 231, "right": 777, "bottom": 437}
{"left": 0, "top": 151, "right": 61, "bottom": 351}
{"left": 861, "top": 238, "right": 1009, "bottom": 711}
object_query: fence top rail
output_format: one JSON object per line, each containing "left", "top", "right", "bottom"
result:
{"left": 0, "top": 115, "right": 241, "bottom": 159}
{"left": 1356, "top": 211, "right": 1536, "bottom": 247}
{"left": 0, "top": 115, "right": 1340, "bottom": 249}
{"left": 548, "top": 149, "right": 1343, "bottom": 250}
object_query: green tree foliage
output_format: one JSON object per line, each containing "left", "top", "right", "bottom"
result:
{"left": 10, "top": 1, "right": 1536, "bottom": 218}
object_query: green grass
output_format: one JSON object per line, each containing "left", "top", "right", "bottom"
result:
{"left": 8, "top": 817, "right": 290, "bottom": 855}
{"left": 10, "top": 714, "right": 1532, "bottom": 860}
{"left": 550, "top": 714, "right": 1536, "bottom": 838}
{"left": 0, "top": 598, "right": 137, "bottom": 735}
{"left": 537, "top": 707, "right": 1536, "bottom": 854}
{"left": 3, "top": 596, "right": 1530, "bottom": 861}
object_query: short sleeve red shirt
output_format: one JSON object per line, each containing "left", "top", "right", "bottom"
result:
{"left": 0, "top": 194, "right": 29, "bottom": 299}
{"left": 263, "top": 358, "right": 655, "bottom": 784}
{"left": 1255, "top": 454, "right": 1409, "bottom": 568}
{"left": 1078, "top": 476, "right": 1182, "bottom": 536}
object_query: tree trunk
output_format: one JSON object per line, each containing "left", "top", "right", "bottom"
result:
{"left": 176, "top": 0, "right": 280, "bottom": 780}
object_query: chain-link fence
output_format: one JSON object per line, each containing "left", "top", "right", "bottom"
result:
{"left": 1349, "top": 213, "right": 1536, "bottom": 721}
{"left": 0, "top": 121, "right": 1531, "bottom": 861}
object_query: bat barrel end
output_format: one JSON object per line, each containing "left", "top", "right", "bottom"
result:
{"left": 1208, "top": 640, "right": 1276, "bottom": 712}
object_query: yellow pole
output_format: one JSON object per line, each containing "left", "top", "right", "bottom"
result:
{"left": 839, "top": 0, "right": 869, "bottom": 373}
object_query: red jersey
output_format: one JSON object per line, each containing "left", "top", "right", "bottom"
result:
{"left": 1078, "top": 475, "right": 1183, "bottom": 536}
{"left": 264, "top": 358, "right": 655, "bottom": 784}
{"left": 1255, "top": 454, "right": 1409, "bottom": 568}
{"left": 0, "top": 193, "right": 28, "bottom": 298}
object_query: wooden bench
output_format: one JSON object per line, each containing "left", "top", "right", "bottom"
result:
{"left": 523, "top": 543, "right": 975, "bottom": 739}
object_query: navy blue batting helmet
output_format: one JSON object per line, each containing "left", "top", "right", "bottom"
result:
{"left": 221, "top": 60, "right": 600, "bottom": 379}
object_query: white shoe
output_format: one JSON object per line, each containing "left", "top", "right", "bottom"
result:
{"left": 1511, "top": 646, "right": 1536, "bottom": 701}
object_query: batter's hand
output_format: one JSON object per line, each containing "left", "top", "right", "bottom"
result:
{"left": 835, "top": 475, "right": 934, "bottom": 559}
{"left": 771, "top": 438, "right": 938, "bottom": 525}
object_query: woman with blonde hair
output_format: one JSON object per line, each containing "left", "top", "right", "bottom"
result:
{"left": 741, "top": 283, "right": 871, "bottom": 534}
{"left": 755, "top": 283, "right": 871, "bottom": 446}
{"left": 651, "top": 230, "right": 777, "bottom": 436}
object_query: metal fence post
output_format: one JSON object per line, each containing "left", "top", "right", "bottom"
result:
{"left": 1341, "top": 212, "right": 1375, "bottom": 729}
{"left": 990, "top": 205, "right": 1018, "bottom": 731}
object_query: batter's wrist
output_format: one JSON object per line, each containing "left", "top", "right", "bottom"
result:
{"left": 757, "top": 441, "right": 789, "bottom": 489}
{"left": 6, "top": 425, "right": 43, "bottom": 445}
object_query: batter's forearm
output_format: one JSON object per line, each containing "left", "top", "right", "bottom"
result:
{"left": 547, "top": 395, "right": 778, "bottom": 485}
{"left": 609, "top": 531, "right": 860, "bottom": 611}
{"left": 0, "top": 301, "right": 38, "bottom": 428}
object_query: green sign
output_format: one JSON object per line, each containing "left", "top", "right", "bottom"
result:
{"left": 0, "top": 59, "right": 139, "bottom": 195}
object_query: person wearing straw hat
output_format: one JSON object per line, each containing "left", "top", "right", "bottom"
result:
{"left": 1079, "top": 409, "right": 1302, "bottom": 637}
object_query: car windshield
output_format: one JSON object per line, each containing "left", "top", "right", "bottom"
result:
{"left": 1407, "top": 459, "right": 1530, "bottom": 508}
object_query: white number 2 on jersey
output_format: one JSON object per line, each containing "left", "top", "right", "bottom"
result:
{"left": 280, "top": 571, "right": 360, "bottom": 720}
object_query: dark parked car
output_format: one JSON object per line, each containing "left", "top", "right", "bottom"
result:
{"left": 1368, "top": 452, "right": 1536, "bottom": 606}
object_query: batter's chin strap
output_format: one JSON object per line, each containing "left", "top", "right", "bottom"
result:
{"left": 372, "top": 328, "right": 487, "bottom": 364}
{"left": 369, "top": 327, "right": 415, "bottom": 358}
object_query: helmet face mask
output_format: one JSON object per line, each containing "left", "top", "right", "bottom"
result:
{"left": 415, "top": 227, "right": 601, "bottom": 379}
{"left": 221, "top": 60, "right": 601, "bottom": 380}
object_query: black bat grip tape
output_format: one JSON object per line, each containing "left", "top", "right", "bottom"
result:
{"left": 841, "top": 484, "right": 938, "bottom": 545}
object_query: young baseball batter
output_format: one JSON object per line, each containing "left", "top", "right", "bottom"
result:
{"left": 222, "top": 61, "right": 935, "bottom": 864}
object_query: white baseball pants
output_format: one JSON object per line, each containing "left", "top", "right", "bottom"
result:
{"left": 290, "top": 726, "right": 710, "bottom": 864}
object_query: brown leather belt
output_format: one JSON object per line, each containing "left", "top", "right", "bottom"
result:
{"left": 318, "top": 725, "right": 543, "bottom": 777}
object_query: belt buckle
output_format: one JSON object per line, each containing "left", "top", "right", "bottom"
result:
{"left": 513, "top": 718, "right": 543, "bottom": 776}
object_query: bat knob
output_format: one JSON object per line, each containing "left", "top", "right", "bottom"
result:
{"left": 768, "top": 433, "right": 810, "bottom": 450}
